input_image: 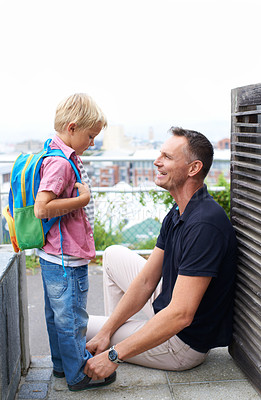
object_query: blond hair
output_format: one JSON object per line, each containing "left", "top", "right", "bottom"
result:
{"left": 54, "top": 93, "right": 107, "bottom": 132}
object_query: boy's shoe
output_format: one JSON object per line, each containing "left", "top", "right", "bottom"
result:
{"left": 53, "top": 370, "right": 65, "bottom": 378}
{"left": 68, "top": 371, "right": 116, "bottom": 391}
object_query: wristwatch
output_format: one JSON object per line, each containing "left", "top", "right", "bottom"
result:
{"left": 108, "top": 345, "right": 124, "bottom": 364}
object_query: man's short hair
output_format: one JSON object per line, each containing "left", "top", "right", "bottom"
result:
{"left": 54, "top": 93, "right": 107, "bottom": 132}
{"left": 169, "top": 127, "right": 214, "bottom": 178}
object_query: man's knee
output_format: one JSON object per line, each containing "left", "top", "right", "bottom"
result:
{"left": 103, "top": 245, "right": 126, "bottom": 268}
{"left": 104, "top": 245, "right": 124, "bottom": 257}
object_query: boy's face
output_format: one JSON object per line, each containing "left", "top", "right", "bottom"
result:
{"left": 72, "top": 122, "right": 103, "bottom": 155}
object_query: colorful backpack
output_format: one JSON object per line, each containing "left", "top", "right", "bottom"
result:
{"left": 3, "top": 138, "right": 81, "bottom": 254}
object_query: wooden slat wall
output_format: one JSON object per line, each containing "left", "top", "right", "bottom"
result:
{"left": 229, "top": 83, "right": 261, "bottom": 394}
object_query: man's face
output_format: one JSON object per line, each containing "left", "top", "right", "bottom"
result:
{"left": 154, "top": 135, "right": 191, "bottom": 192}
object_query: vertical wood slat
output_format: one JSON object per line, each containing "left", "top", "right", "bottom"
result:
{"left": 229, "top": 83, "right": 261, "bottom": 394}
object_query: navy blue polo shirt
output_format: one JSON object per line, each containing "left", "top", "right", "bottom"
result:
{"left": 154, "top": 185, "right": 237, "bottom": 353}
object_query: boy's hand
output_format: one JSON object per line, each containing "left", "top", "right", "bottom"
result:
{"left": 74, "top": 182, "right": 91, "bottom": 206}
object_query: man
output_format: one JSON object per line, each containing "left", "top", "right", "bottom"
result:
{"left": 84, "top": 127, "right": 237, "bottom": 380}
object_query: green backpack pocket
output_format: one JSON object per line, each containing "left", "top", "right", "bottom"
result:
{"left": 14, "top": 205, "right": 45, "bottom": 250}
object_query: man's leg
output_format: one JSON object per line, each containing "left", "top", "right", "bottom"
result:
{"left": 87, "top": 245, "right": 208, "bottom": 371}
{"left": 87, "top": 315, "right": 208, "bottom": 371}
{"left": 103, "top": 245, "right": 162, "bottom": 318}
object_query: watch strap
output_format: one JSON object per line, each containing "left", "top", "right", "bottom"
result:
{"left": 108, "top": 345, "right": 124, "bottom": 364}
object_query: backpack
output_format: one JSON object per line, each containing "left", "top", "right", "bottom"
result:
{"left": 3, "top": 138, "right": 81, "bottom": 254}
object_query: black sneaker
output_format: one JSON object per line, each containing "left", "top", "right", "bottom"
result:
{"left": 53, "top": 370, "right": 65, "bottom": 378}
{"left": 68, "top": 371, "right": 116, "bottom": 391}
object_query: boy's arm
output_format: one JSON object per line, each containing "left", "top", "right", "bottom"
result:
{"left": 34, "top": 182, "right": 90, "bottom": 219}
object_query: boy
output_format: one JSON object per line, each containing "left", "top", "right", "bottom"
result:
{"left": 34, "top": 93, "right": 116, "bottom": 391}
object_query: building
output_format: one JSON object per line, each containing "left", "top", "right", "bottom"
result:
{"left": 99, "top": 165, "right": 120, "bottom": 187}
{"left": 14, "top": 140, "right": 44, "bottom": 153}
{"left": 216, "top": 138, "right": 230, "bottom": 150}
{"left": 102, "top": 125, "right": 135, "bottom": 152}
{"left": 0, "top": 163, "right": 13, "bottom": 243}
{"left": 207, "top": 149, "right": 230, "bottom": 185}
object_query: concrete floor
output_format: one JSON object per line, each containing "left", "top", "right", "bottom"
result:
{"left": 16, "top": 264, "right": 261, "bottom": 400}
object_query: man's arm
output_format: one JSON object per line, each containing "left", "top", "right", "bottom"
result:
{"left": 86, "top": 246, "right": 164, "bottom": 356}
{"left": 84, "top": 274, "right": 211, "bottom": 380}
{"left": 34, "top": 182, "right": 90, "bottom": 219}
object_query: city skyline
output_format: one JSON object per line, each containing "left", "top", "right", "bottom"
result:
{"left": 1, "top": 0, "right": 261, "bottom": 145}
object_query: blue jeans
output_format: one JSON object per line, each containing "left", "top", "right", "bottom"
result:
{"left": 40, "top": 258, "right": 92, "bottom": 385}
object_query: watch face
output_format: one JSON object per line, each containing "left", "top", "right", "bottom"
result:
{"left": 109, "top": 349, "right": 118, "bottom": 362}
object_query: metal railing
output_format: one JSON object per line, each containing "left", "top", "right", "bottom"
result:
{"left": 0, "top": 155, "right": 227, "bottom": 254}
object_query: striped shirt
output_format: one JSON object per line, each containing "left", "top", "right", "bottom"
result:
{"left": 78, "top": 158, "right": 95, "bottom": 232}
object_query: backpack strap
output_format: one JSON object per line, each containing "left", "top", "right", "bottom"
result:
{"left": 46, "top": 148, "right": 82, "bottom": 183}
{"left": 42, "top": 217, "right": 59, "bottom": 235}
{"left": 44, "top": 139, "right": 82, "bottom": 183}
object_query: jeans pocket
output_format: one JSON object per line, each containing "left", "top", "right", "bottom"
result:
{"left": 77, "top": 273, "right": 89, "bottom": 308}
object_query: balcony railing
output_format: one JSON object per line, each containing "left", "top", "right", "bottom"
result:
{"left": 0, "top": 155, "right": 227, "bottom": 254}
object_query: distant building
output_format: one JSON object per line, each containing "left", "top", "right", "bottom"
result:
{"left": 0, "top": 163, "right": 13, "bottom": 242}
{"left": 148, "top": 127, "right": 154, "bottom": 142}
{"left": 216, "top": 138, "right": 230, "bottom": 150}
{"left": 132, "top": 160, "right": 156, "bottom": 186}
{"left": 207, "top": 149, "right": 230, "bottom": 185}
{"left": 102, "top": 125, "right": 134, "bottom": 152}
{"left": 0, "top": 164, "right": 12, "bottom": 197}
{"left": 99, "top": 165, "right": 120, "bottom": 187}
{"left": 15, "top": 140, "right": 44, "bottom": 153}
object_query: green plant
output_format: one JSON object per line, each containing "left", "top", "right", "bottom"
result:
{"left": 216, "top": 172, "right": 230, "bottom": 189}
{"left": 134, "top": 236, "right": 158, "bottom": 250}
{"left": 93, "top": 217, "right": 123, "bottom": 251}
{"left": 93, "top": 177, "right": 231, "bottom": 253}
{"left": 209, "top": 189, "right": 230, "bottom": 219}
{"left": 140, "top": 182, "right": 230, "bottom": 218}
{"left": 139, "top": 190, "right": 173, "bottom": 211}
{"left": 26, "top": 254, "right": 40, "bottom": 274}
{"left": 209, "top": 173, "right": 230, "bottom": 218}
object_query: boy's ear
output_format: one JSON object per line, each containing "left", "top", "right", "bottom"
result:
{"left": 68, "top": 122, "right": 77, "bottom": 133}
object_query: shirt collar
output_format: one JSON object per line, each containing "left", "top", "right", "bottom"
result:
{"left": 181, "top": 184, "right": 210, "bottom": 221}
{"left": 51, "top": 134, "right": 76, "bottom": 159}
{"left": 172, "top": 184, "right": 210, "bottom": 223}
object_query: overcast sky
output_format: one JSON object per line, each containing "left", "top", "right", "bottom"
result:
{"left": 1, "top": 0, "right": 261, "bottom": 145}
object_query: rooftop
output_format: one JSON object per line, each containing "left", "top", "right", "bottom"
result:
{"left": 15, "top": 263, "right": 260, "bottom": 400}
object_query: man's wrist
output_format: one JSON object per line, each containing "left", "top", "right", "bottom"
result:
{"left": 108, "top": 345, "right": 124, "bottom": 364}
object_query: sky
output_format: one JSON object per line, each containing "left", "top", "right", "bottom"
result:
{"left": 1, "top": 0, "right": 261, "bottom": 145}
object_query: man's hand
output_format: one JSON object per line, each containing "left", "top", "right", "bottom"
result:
{"left": 84, "top": 351, "right": 117, "bottom": 380}
{"left": 86, "top": 331, "right": 110, "bottom": 356}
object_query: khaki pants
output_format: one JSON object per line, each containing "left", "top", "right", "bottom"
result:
{"left": 87, "top": 245, "right": 208, "bottom": 371}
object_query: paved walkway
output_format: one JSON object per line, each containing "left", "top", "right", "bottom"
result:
{"left": 15, "top": 264, "right": 261, "bottom": 400}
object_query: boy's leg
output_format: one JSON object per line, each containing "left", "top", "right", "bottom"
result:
{"left": 41, "top": 273, "right": 63, "bottom": 373}
{"left": 40, "top": 259, "right": 91, "bottom": 386}
{"left": 103, "top": 245, "right": 162, "bottom": 318}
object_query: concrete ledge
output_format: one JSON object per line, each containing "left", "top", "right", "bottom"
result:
{"left": 0, "top": 247, "right": 30, "bottom": 400}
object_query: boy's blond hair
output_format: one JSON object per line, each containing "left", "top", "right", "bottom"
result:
{"left": 54, "top": 93, "right": 107, "bottom": 132}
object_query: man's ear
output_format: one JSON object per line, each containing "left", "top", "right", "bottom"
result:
{"left": 188, "top": 160, "right": 203, "bottom": 177}
{"left": 67, "top": 122, "right": 77, "bottom": 134}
